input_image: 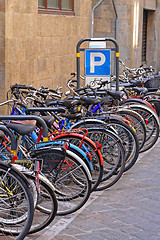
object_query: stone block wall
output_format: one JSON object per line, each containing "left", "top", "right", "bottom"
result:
{"left": 0, "top": 0, "right": 160, "bottom": 106}
{"left": 4, "top": 0, "right": 92, "bottom": 97}
{"left": 0, "top": 0, "right": 5, "bottom": 105}
{"left": 93, "top": 0, "right": 160, "bottom": 73}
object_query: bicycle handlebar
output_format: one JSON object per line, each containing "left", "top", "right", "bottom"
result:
{"left": 0, "top": 100, "right": 18, "bottom": 107}
{"left": 11, "top": 84, "right": 36, "bottom": 91}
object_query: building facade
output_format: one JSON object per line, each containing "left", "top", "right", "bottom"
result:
{"left": 93, "top": 0, "right": 160, "bottom": 72}
{"left": 0, "top": 0, "right": 160, "bottom": 104}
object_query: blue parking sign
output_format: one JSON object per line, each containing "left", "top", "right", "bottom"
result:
{"left": 85, "top": 49, "right": 111, "bottom": 76}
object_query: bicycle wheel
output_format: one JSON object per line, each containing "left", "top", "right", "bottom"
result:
{"left": 105, "top": 118, "right": 139, "bottom": 171}
{"left": 73, "top": 118, "right": 139, "bottom": 172}
{"left": 23, "top": 172, "right": 58, "bottom": 234}
{"left": 31, "top": 147, "right": 92, "bottom": 216}
{"left": 127, "top": 104, "right": 159, "bottom": 152}
{"left": 144, "top": 92, "right": 160, "bottom": 100}
{"left": 147, "top": 99, "right": 160, "bottom": 118}
{"left": 0, "top": 162, "right": 34, "bottom": 240}
{"left": 120, "top": 98, "right": 157, "bottom": 113}
{"left": 52, "top": 133, "right": 103, "bottom": 191}
{"left": 117, "top": 108, "right": 146, "bottom": 150}
{"left": 85, "top": 127, "right": 125, "bottom": 191}
{"left": 70, "top": 120, "right": 125, "bottom": 190}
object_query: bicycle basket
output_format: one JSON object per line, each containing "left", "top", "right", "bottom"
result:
{"left": 144, "top": 75, "right": 160, "bottom": 89}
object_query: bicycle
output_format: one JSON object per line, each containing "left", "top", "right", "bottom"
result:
{"left": 0, "top": 115, "right": 92, "bottom": 216}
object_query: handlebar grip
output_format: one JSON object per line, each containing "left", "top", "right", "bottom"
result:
{"left": 99, "top": 80, "right": 109, "bottom": 85}
{"left": 49, "top": 89, "right": 59, "bottom": 94}
{"left": 11, "top": 84, "right": 28, "bottom": 91}
{"left": 71, "top": 72, "right": 76, "bottom": 76}
{"left": 28, "top": 86, "right": 36, "bottom": 91}
{"left": 75, "top": 86, "right": 88, "bottom": 92}
{"left": 40, "top": 86, "right": 48, "bottom": 89}
{"left": 11, "top": 84, "right": 36, "bottom": 92}
{"left": 41, "top": 89, "right": 49, "bottom": 94}
{"left": 70, "top": 84, "right": 75, "bottom": 87}
{"left": 36, "top": 91, "right": 47, "bottom": 98}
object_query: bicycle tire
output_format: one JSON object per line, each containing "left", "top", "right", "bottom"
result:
{"left": 147, "top": 99, "right": 160, "bottom": 118}
{"left": 31, "top": 147, "right": 92, "bottom": 216}
{"left": 52, "top": 133, "right": 103, "bottom": 191}
{"left": 105, "top": 118, "right": 139, "bottom": 171}
{"left": 71, "top": 120, "right": 125, "bottom": 190}
{"left": 127, "top": 104, "right": 159, "bottom": 152}
{"left": 84, "top": 127, "right": 125, "bottom": 191}
{"left": 72, "top": 118, "right": 139, "bottom": 172}
{"left": 144, "top": 92, "right": 160, "bottom": 100}
{"left": 0, "top": 162, "right": 34, "bottom": 240}
{"left": 23, "top": 172, "right": 58, "bottom": 234}
{"left": 117, "top": 108, "right": 146, "bottom": 150}
{"left": 120, "top": 98, "right": 157, "bottom": 113}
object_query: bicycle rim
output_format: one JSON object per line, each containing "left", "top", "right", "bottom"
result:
{"left": 0, "top": 163, "right": 34, "bottom": 240}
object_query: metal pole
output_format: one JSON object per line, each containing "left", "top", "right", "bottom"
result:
{"left": 91, "top": 0, "right": 104, "bottom": 38}
{"left": 112, "top": 0, "right": 118, "bottom": 40}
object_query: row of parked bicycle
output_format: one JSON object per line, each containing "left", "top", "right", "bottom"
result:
{"left": 0, "top": 62, "right": 160, "bottom": 239}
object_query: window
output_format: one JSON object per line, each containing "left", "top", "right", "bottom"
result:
{"left": 141, "top": 10, "right": 148, "bottom": 62}
{"left": 38, "top": 0, "right": 74, "bottom": 15}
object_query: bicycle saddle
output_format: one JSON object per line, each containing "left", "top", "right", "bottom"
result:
{"left": 6, "top": 120, "right": 37, "bottom": 136}
{"left": 107, "top": 90, "right": 124, "bottom": 100}
{"left": 62, "top": 99, "right": 80, "bottom": 108}
{"left": 129, "top": 80, "right": 142, "bottom": 87}
{"left": 133, "top": 87, "right": 148, "bottom": 95}
{"left": 80, "top": 96, "right": 101, "bottom": 105}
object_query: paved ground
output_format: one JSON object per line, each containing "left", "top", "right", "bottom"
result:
{"left": 26, "top": 137, "right": 160, "bottom": 240}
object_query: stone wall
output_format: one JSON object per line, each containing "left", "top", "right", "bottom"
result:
{"left": 5, "top": 0, "right": 92, "bottom": 96}
{"left": 93, "top": 0, "right": 160, "bottom": 72}
{"left": 0, "top": 0, "right": 5, "bottom": 104}
{"left": 1, "top": 0, "right": 160, "bottom": 105}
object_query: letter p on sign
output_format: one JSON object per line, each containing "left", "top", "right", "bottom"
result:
{"left": 90, "top": 52, "right": 106, "bottom": 73}
{"left": 85, "top": 49, "right": 111, "bottom": 76}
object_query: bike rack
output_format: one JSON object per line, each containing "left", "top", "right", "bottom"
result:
{"left": 76, "top": 37, "right": 119, "bottom": 91}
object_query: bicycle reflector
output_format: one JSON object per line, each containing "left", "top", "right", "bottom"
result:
{"left": 12, "top": 155, "right": 18, "bottom": 163}
{"left": 145, "top": 119, "right": 148, "bottom": 125}
{"left": 95, "top": 141, "right": 102, "bottom": 149}
{"left": 124, "top": 120, "right": 130, "bottom": 126}
{"left": 62, "top": 142, "right": 68, "bottom": 151}
{"left": 87, "top": 152, "right": 92, "bottom": 162}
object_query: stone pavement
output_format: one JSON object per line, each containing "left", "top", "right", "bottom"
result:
{"left": 26, "top": 137, "right": 160, "bottom": 240}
